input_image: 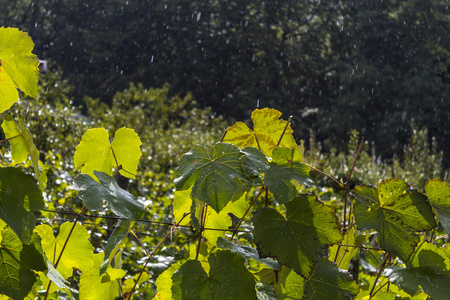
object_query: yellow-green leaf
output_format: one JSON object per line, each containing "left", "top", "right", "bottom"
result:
{"left": 35, "top": 222, "right": 94, "bottom": 279}
{"left": 0, "top": 27, "right": 39, "bottom": 112}
{"left": 1, "top": 114, "right": 47, "bottom": 190}
{"left": 74, "top": 127, "right": 142, "bottom": 179}
{"left": 223, "top": 108, "right": 298, "bottom": 157}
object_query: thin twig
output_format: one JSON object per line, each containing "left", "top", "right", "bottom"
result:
{"left": 126, "top": 212, "right": 190, "bottom": 300}
{"left": 369, "top": 253, "right": 390, "bottom": 298}
{"left": 230, "top": 187, "right": 265, "bottom": 241}
{"left": 44, "top": 206, "right": 86, "bottom": 300}
{"left": 0, "top": 134, "right": 21, "bottom": 144}
{"left": 276, "top": 115, "right": 293, "bottom": 147}
{"left": 305, "top": 164, "right": 344, "bottom": 188}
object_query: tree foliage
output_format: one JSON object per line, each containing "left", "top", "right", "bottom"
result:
{"left": 2, "top": 25, "right": 450, "bottom": 300}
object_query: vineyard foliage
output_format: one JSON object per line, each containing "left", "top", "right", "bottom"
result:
{"left": 2, "top": 27, "right": 450, "bottom": 300}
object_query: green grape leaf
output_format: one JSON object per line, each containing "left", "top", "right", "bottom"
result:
{"left": 0, "top": 167, "right": 44, "bottom": 244}
{"left": 424, "top": 179, "right": 450, "bottom": 236}
{"left": 0, "top": 227, "right": 37, "bottom": 300}
{"left": 276, "top": 259, "right": 359, "bottom": 299}
{"left": 155, "top": 262, "right": 181, "bottom": 300}
{"left": 35, "top": 222, "right": 94, "bottom": 279}
{"left": 217, "top": 237, "right": 282, "bottom": 270}
{"left": 73, "top": 171, "right": 145, "bottom": 221}
{"left": 74, "top": 127, "right": 142, "bottom": 179}
{"left": 252, "top": 194, "right": 342, "bottom": 277}
{"left": 80, "top": 253, "right": 125, "bottom": 300}
{"left": 385, "top": 242, "right": 450, "bottom": 300}
{"left": 222, "top": 108, "right": 298, "bottom": 157}
{"left": 21, "top": 232, "right": 47, "bottom": 272}
{"left": 352, "top": 179, "right": 436, "bottom": 261}
{"left": 174, "top": 142, "right": 248, "bottom": 213}
{"left": 242, "top": 147, "right": 313, "bottom": 204}
{"left": 329, "top": 227, "right": 358, "bottom": 270}
{"left": 99, "top": 220, "right": 133, "bottom": 274}
{"left": 172, "top": 250, "right": 256, "bottom": 299}
{"left": 2, "top": 114, "right": 47, "bottom": 189}
{"left": 0, "top": 27, "right": 39, "bottom": 112}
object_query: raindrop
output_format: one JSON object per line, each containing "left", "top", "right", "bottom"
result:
{"left": 197, "top": 12, "right": 201, "bottom": 21}
{"left": 151, "top": 55, "right": 154, "bottom": 63}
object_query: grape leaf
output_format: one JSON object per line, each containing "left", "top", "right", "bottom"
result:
{"left": 424, "top": 179, "right": 450, "bottom": 236}
{"left": 2, "top": 114, "right": 47, "bottom": 190}
{"left": 385, "top": 242, "right": 450, "bottom": 300}
{"left": 174, "top": 142, "right": 248, "bottom": 213}
{"left": 352, "top": 179, "right": 436, "bottom": 261}
{"left": 0, "top": 227, "right": 38, "bottom": 300}
{"left": 276, "top": 259, "right": 359, "bottom": 299}
{"left": 172, "top": 250, "right": 256, "bottom": 299}
{"left": 0, "top": 167, "right": 44, "bottom": 244}
{"left": 155, "top": 262, "right": 181, "bottom": 300}
{"left": 172, "top": 189, "right": 193, "bottom": 226}
{"left": 80, "top": 253, "right": 125, "bottom": 300}
{"left": 222, "top": 108, "right": 298, "bottom": 157}
{"left": 329, "top": 227, "right": 358, "bottom": 270}
{"left": 73, "top": 171, "right": 145, "bottom": 221}
{"left": 0, "top": 27, "right": 39, "bottom": 112}
{"left": 242, "top": 146, "right": 313, "bottom": 204}
{"left": 35, "top": 222, "right": 94, "bottom": 279}
{"left": 252, "top": 194, "right": 342, "bottom": 277}
{"left": 74, "top": 127, "right": 142, "bottom": 179}
{"left": 99, "top": 220, "right": 133, "bottom": 274}
{"left": 202, "top": 195, "right": 248, "bottom": 245}
{"left": 217, "top": 237, "right": 282, "bottom": 270}
{"left": 43, "top": 256, "right": 79, "bottom": 299}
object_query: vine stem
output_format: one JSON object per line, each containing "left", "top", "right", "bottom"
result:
{"left": 305, "top": 164, "right": 344, "bottom": 188}
{"left": 230, "top": 186, "right": 265, "bottom": 241}
{"left": 44, "top": 205, "right": 86, "bottom": 300}
{"left": 369, "top": 253, "right": 391, "bottom": 299}
{"left": 276, "top": 115, "right": 293, "bottom": 147}
{"left": 334, "top": 137, "right": 364, "bottom": 263}
{"left": 195, "top": 204, "right": 208, "bottom": 260}
{"left": 126, "top": 212, "right": 190, "bottom": 300}
{"left": 0, "top": 134, "right": 21, "bottom": 144}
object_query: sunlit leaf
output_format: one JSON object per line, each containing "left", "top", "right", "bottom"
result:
{"left": 80, "top": 253, "right": 125, "bottom": 300}
{"left": 352, "top": 179, "right": 436, "bottom": 261}
{"left": 74, "top": 127, "right": 142, "bottom": 179}
{"left": 252, "top": 194, "right": 342, "bottom": 277}
{"left": 155, "top": 263, "right": 181, "bottom": 300}
{"left": 172, "top": 189, "right": 193, "bottom": 226}
{"left": 276, "top": 259, "right": 359, "bottom": 299}
{"left": 43, "top": 256, "right": 79, "bottom": 299}
{"left": 223, "top": 108, "right": 298, "bottom": 157}
{"left": 242, "top": 146, "right": 313, "bottom": 204}
{"left": 2, "top": 114, "right": 47, "bottom": 189}
{"left": 424, "top": 179, "right": 450, "bottom": 236}
{"left": 329, "top": 227, "right": 358, "bottom": 270}
{"left": 35, "top": 222, "right": 94, "bottom": 279}
{"left": 0, "top": 167, "right": 44, "bottom": 244}
{"left": 174, "top": 142, "right": 248, "bottom": 213}
{"left": 0, "top": 27, "right": 39, "bottom": 112}
{"left": 172, "top": 250, "right": 256, "bottom": 299}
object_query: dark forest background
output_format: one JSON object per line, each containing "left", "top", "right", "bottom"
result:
{"left": 2, "top": 0, "right": 449, "bottom": 165}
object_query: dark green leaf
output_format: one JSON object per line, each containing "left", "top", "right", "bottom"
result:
{"left": 172, "top": 250, "right": 256, "bottom": 299}
{"left": 0, "top": 226, "right": 37, "bottom": 300}
{"left": 352, "top": 179, "right": 436, "bottom": 261}
{"left": 0, "top": 167, "right": 44, "bottom": 244}
{"left": 73, "top": 171, "right": 145, "bottom": 221}
{"left": 174, "top": 143, "right": 248, "bottom": 213}
{"left": 252, "top": 194, "right": 342, "bottom": 277}
{"left": 242, "top": 147, "right": 313, "bottom": 204}
{"left": 424, "top": 179, "right": 450, "bottom": 236}
{"left": 217, "top": 237, "right": 282, "bottom": 270}
{"left": 21, "top": 232, "right": 47, "bottom": 272}
{"left": 276, "top": 259, "right": 359, "bottom": 299}
{"left": 100, "top": 220, "right": 133, "bottom": 274}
